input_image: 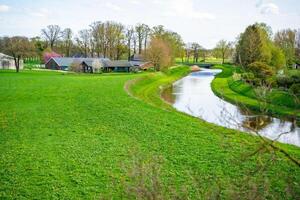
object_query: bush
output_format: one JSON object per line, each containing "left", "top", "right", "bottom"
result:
{"left": 247, "top": 62, "right": 274, "bottom": 79}
{"left": 276, "top": 71, "right": 300, "bottom": 89}
{"left": 69, "top": 59, "right": 82, "bottom": 72}
{"left": 265, "top": 76, "right": 278, "bottom": 87}
{"left": 289, "top": 83, "right": 300, "bottom": 96}
{"left": 241, "top": 72, "right": 262, "bottom": 85}
{"left": 241, "top": 72, "right": 255, "bottom": 82}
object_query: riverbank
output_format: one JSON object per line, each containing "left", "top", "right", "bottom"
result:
{"left": 211, "top": 65, "right": 300, "bottom": 120}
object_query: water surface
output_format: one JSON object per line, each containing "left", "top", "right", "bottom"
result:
{"left": 163, "top": 68, "right": 300, "bottom": 147}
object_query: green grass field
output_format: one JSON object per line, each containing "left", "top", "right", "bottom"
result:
{"left": 1, "top": 69, "right": 300, "bottom": 199}
{"left": 211, "top": 65, "right": 300, "bottom": 119}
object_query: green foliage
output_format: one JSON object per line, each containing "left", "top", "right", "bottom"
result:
{"left": 236, "top": 24, "right": 272, "bottom": 67}
{"left": 270, "top": 45, "right": 286, "bottom": 70}
{"left": 276, "top": 70, "right": 300, "bottom": 88}
{"left": 235, "top": 23, "right": 286, "bottom": 71}
{"left": 248, "top": 62, "right": 274, "bottom": 79}
{"left": 289, "top": 83, "right": 300, "bottom": 96}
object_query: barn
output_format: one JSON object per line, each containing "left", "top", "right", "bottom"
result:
{"left": 103, "top": 60, "right": 133, "bottom": 72}
{"left": 45, "top": 57, "right": 78, "bottom": 70}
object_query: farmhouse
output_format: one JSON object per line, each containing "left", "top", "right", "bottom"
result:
{"left": 45, "top": 57, "right": 136, "bottom": 72}
{"left": 104, "top": 60, "right": 133, "bottom": 72}
{"left": 0, "top": 53, "right": 23, "bottom": 70}
{"left": 45, "top": 57, "right": 77, "bottom": 70}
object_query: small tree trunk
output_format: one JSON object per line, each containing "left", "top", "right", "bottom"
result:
{"left": 13, "top": 56, "right": 20, "bottom": 73}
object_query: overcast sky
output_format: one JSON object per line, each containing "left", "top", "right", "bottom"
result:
{"left": 0, "top": 0, "right": 299, "bottom": 48}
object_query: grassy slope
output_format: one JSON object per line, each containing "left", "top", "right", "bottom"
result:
{"left": 0, "top": 69, "right": 299, "bottom": 199}
{"left": 211, "top": 65, "right": 300, "bottom": 119}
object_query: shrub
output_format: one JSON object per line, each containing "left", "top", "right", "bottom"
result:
{"left": 247, "top": 62, "right": 274, "bottom": 79}
{"left": 69, "top": 59, "right": 82, "bottom": 72}
{"left": 265, "top": 76, "right": 278, "bottom": 87}
{"left": 241, "top": 72, "right": 255, "bottom": 81}
{"left": 232, "top": 72, "right": 241, "bottom": 81}
{"left": 276, "top": 71, "right": 300, "bottom": 89}
{"left": 289, "top": 83, "right": 300, "bottom": 96}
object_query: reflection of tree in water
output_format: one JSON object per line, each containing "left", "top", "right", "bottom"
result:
{"left": 238, "top": 108, "right": 272, "bottom": 131}
{"left": 161, "top": 86, "right": 175, "bottom": 104}
{"left": 242, "top": 115, "right": 272, "bottom": 131}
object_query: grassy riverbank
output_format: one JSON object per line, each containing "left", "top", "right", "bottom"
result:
{"left": 0, "top": 69, "right": 299, "bottom": 199}
{"left": 211, "top": 65, "right": 300, "bottom": 119}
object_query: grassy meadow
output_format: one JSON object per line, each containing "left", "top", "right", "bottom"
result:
{"left": 0, "top": 69, "right": 300, "bottom": 199}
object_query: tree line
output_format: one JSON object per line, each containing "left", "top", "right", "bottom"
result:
{"left": 0, "top": 21, "right": 189, "bottom": 72}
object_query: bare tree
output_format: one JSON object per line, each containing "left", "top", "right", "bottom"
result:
{"left": 191, "top": 43, "right": 201, "bottom": 63}
{"left": 214, "top": 39, "right": 232, "bottom": 64}
{"left": 135, "top": 24, "right": 145, "bottom": 54}
{"left": 62, "top": 28, "right": 73, "bottom": 57}
{"left": 76, "top": 29, "right": 91, "bottom": 57}
{"left": 41, "top": 25, "right": 61, "bottom": 49}
{"left": 126, "top": 26, "right": 134, "bottom": 61}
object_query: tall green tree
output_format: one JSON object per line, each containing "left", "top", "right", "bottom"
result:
{"left": 236, "top": 23, "right": 285, "bottom": 70}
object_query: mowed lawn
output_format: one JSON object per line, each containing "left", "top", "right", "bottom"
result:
{"left": 0, "top": 70, "right": 300, "bottom": 199}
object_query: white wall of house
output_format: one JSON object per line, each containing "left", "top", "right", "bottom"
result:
{"left": 0, "top": 53, "right": 24, "bottom": 70}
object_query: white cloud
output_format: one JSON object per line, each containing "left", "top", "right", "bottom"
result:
{"left": 162, "top": 0, "right": 216, "bottom": 20}
{"left": 105, "top": 2, "right": 121, "bottom": 11}
{"left": 256, "top": 1, "right": 279, "bottom": 15}
{"left": 30, "top": 8, "right": 51, "bottom": 17}
{"left": 0, "top": 4, "right": 10, "bottom": 12}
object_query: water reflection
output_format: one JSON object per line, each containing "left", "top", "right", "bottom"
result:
{"left": 163, "top": 68, "right": 300, "bottom": 147}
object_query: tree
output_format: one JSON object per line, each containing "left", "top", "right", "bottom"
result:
{"left": 146, "top": 37, "right": 171, "bottom": 71}
{"left": 235, "top": 23, "right": 285, "bottom": 70}
{"left": 43, "top": 49, "right": 61, "bottom": 63}
{"left": 41, "top": 25, "right": 61, "bottom": 49}
{"left": 274, "top": 29, "right": 296, "bottom": 67}
{"left": 76, "top": 29, "right": 91, "bottom": 57}
{"left": 236, "top": 24, "right": 270, "bottom": 67}
{"left": 214, "top": 40, "right": 232, "bottom": 64}
{"left": 2, "top": 36, "right": 35, "bottom": 72}
{"left": 135, "top": 24, "right": 146, "bottom": 54}
{"left": 191, "top": 43, "right": 201, "bottom": 63}
{"left": 126, "top": 26, "right": 134, "bottom": 60}
{"left": 143, "top": 25, "right": 151, "bottom": 56}
{"left": 62, "top": 28, "right": 73, "bottom": 57}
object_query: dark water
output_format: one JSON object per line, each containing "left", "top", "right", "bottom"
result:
{"left": 163, "top": 68, "right": 300, "bottom": 147}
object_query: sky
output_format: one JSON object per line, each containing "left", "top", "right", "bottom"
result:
{"left": 0, "top": 0, "right": 299, "bottom": 48}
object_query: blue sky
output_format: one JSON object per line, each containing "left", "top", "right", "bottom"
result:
{"left": 0, "top": 0, "right": 299, "bottom": 48}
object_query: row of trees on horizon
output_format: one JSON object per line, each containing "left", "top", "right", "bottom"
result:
{"left": 0, "top": 21, "right": 300, "bottom": 72}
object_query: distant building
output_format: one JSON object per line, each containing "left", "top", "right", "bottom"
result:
{"left": 104, "top": 60, "right": 134, "bottom": 72}
{"left": 130, "top": 54, "right": 153, "bottom": 70}
{"left": 0, "top": 53, "right": 23, "bottom": 70}
{"left": 45, "top": 57, "right": 134, "bottom": 72}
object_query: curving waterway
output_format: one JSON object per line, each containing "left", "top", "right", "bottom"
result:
{"left": 162, "top": 68, "right": 300, "bottom": 147}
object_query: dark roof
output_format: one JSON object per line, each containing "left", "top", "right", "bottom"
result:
{"left": 46, "top": 57, "right": 134, "bottom": 68}
{"left": 46, "top": 57, "right": 110, "bottom": 67}
{"left": 130, "top": 54, "right": 144, "bottom": 61}
{"left": 46, "top": 57, "right": 83, "bottom": 67}
{"left": 82, "top": 58, "right": 110, "bottom": 67}
{"left": 105, "top": 60, "right": 133, "bottom": 67}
